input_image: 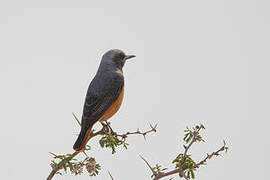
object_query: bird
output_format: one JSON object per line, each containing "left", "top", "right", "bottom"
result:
{"left": 73, "top": 49, "right": 135, "bottom": 152}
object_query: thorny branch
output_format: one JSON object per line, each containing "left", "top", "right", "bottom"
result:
{"left": 117, "top": 123, "right": 157, "bottom": 139}
{"left": 151, "top": 142, "right": 228, "bottom": 180}
{"left": 193, "top": 141, "right": 228, "bottom": 168}
{"left": 153, "top": 141, "right": 228, "bottom": 180}
{"left": 141, "top": 124, "right": 228, "bottom": 180}
{"left": 183, "top": 125, "right": 204, "bottom": 156}
{"left": 47, "top": 113, "right": 157, "bottom": 180}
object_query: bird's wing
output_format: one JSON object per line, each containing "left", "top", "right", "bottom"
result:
{"left": 81, "top": 74, "right": 124, "bottom": 130}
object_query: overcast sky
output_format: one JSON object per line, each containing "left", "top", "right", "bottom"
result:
{"left": 0, "top": 0, "right": 269, "bottom": 179}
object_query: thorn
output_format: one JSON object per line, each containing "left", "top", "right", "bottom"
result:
{"left": 149, "top": 123, "right": 154, "bottom": 129}
{"left": 139, "top": 155, "right": 156, "bottom": 176}
{"left": 72, "top": 112, "right": 81, "bottom": 126}
{"left": 200, "top": 124, "right": 205, "bottom": 129}
{"left": 143, "top": 134, "right": 146, "bottom": 140}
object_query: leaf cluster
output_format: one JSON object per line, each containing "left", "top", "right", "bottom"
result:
{"left": 99, "top": 134, "right": 129, "bottom": 154}
{"left": 50, "top": 152, "right": 100, "bottom": 177}
{"left": 172, "top": 154, "right": 196, "bottom": 179}
{"left": 171, "top": 125, "right": 205, "bottom": 179}
{"left": 183, "top": 125, "right": 205, "bottom": 144}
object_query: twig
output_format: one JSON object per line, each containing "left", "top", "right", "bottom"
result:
{"left": 108, "top": 171, "right": 114, "bottom": 180}
{"left": 183, "top": 124, "right": 204, "bottom": 156}
{"left": 72, "top": 112, "right": 81, "bottom": 126}
{"left": 117, "top": 123, "right": 158, "bottom": 139}
{"left": 193, "top": 142, "right": 228, "bottom": 168}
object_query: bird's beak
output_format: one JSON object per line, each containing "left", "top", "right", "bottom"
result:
{"left": 124, "top": 55, "right": 136, "bottom": 61}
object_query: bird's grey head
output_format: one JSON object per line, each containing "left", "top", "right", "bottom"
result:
{"left": 101, "top": 49, "right": 136, "bottom": 70}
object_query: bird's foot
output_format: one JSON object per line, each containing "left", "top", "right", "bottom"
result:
{"left": 105, "top": 121, "right": 117, "bottom": 136}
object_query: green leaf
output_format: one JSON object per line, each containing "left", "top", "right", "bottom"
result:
{"left": 187, "top": 170, "right": 191, "bottom": 179}
{"left": 68, "top": 162, "right": 74, "bottom": 172}
{"left": 191, "top": 169, "right": 195, "bottom": 179}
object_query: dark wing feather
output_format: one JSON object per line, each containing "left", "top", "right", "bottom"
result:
{"left": 80, "top": 73, "right": 124, "bottom": 131}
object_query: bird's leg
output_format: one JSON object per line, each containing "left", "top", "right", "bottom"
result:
{"left": 100, "top": 122, "right": 110, "bottom": 133}
{"left": 101, "top": 122, "right": 107, "bottom": 127}
{"left": 105, "top": 120, "right": 117, "bottom": 136}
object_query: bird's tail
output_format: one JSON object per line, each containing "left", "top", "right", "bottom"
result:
{"left": 73, "top": 121, "right": 95, "bottom": 152}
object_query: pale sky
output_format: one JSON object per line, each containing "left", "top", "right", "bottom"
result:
{"left": 0, "top": 0, "right": 269, "bottom": 179}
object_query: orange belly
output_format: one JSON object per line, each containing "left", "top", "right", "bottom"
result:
{"left": 98, "top": 86, "right": 124, "bottom": 122}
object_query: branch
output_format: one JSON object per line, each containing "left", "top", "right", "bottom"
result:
{"left": 178, "top": 163, "right": 188, "bottom": 180}
{"left": 47, "top": 127, "right": 107, "bottom": 180}
{"left": 47, "top": 115, "right": 157, "bottom": 179}
{"left": 193, "top": 141, "right": 228, "bottom": 168}
{"left": 152, "top": 142, "right": 228, "bottom": 180}
{"left": 47, "top": 113, "right": 111, "bottom": 179}
{"left": 146, "top": 124, "right": 228, "bottom": 180}
{"left": 183, "top": 124, "right": 204, "bottom": 156}
{"left": 153, "top": 169, "right": 181, "bottom": 180}
{"left": 47, "top": 151, "right": 79, "bottom": 180}
{"left": 116, "top": 123, "right": 157, "bottom": 139}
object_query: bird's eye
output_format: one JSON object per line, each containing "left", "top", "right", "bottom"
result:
{"left": 119, "top": 52, "right": 125, "bottom": 59}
